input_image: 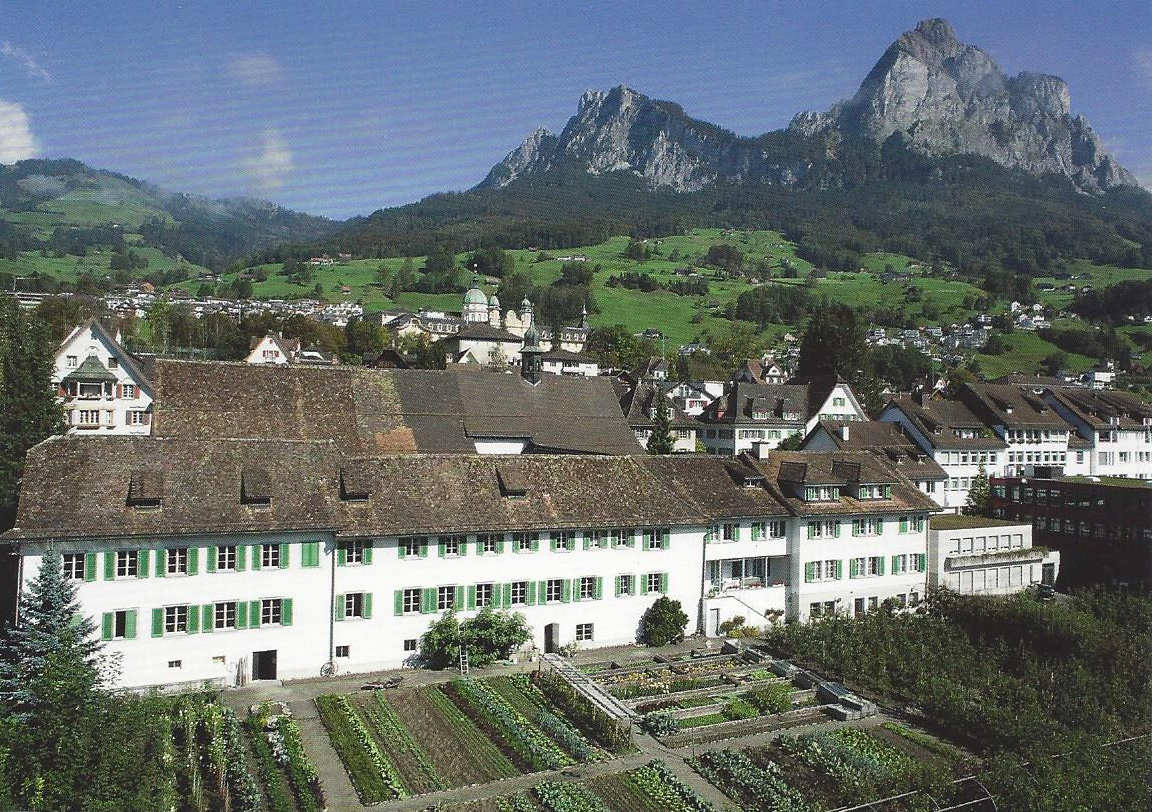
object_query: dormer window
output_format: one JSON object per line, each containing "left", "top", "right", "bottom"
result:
{"left": 241, "top": 467, "right": 271, "bottom": 507}
{"left": 804, "top": 486, "right": 840, "bottom": 501}
{"left": 339, "top": 466, "right": 372, "bottom": 501}
{"left": 127, "top": 469, "right": 162, "bottom": 509}
{"left": 752, "top": 409, "right": 768, "bottom": 421}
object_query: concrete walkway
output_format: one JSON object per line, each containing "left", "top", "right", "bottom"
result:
{"left": 288, "top": 699, "right": 367, "bottom": 812}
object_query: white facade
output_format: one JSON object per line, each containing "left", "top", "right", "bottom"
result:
{"left": 999, "top": 426, "right": 1070, "bottom": 476}
{"left": 631, "top": 425, "right": 698, "bottom": 453}
{"left": 1043, "top": 398, "right": 1152, "bottom": 480}
{"left": 18, "top": 527, "right": 702, "bottom": 689}
{"left": 806, "top": 382, "right": 868, "bottom": 432}
{"left": 53, "top": 322, "right": 152, "bottom": 435}
{"left": 541, "top": 357, "right": 599, "bottom": 377}
{"left": 928, "top": 519, "right": 1059, "bottom": 595}
{"left": 244, "top": 334, "right": 293, "bottom": 365}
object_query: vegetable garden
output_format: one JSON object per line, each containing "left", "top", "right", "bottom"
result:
{"left": 317, "top": 673, "right": 617, "bottom": 802}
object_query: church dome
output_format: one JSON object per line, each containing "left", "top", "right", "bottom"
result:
{"left": 521, "top": 296, "right": 533, "bottom": 311}
{"left": 463, "top": 285, "right": 488, "bottom": 307}
{"left": 488, "top": 294, "right": 501, "bottom": 309}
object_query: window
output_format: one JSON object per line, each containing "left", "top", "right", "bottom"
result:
{"left": 217, "top": 545, "right": 237, "bottom": 571}
{"left": 852, "top": 518, "right": 883, "bottom": 536}
{"left": 545, "top": 578, "right": 563, "bottom": 603}
{"left": 510, "top": 580, "right": 528, "bottom": 605}
{"left": 868, "top": 556, "right": 883, "bottom": 576}
{"left": 63, "top": 552, "right": 85, "bottom": 580}
{"left": 336, "top": 645, "right": 350, "bottom": 658}
{"left": 400, "top": 537, "right": 423, "bottom": 557}
{"left": 805, "top": 559, "right": 842, "bottom": 582}
{"left": 116, "top": 550, "right": 138, "bottom": 578}
{"left": 514, "top": 532, "right": 535, "bottom": 552}
{"left": 403, "top": 639, "right": 417, "bottom": 652}
{"left": 121, "top": 384, "right": 136, "bottom": 399}
{"left": 617, "top": 574, "right": 635, "bottom": 595}
{"left": 441, "top": 535, "right": 463, "bottom": 557}
{"left": 767, "top": 520, "right": 785, "bottom": 537}
{"left": 260, "top": 598, "right": 283, "bottom": 625}
{"left": 343, "top": 593, "right": 366, "bottom": 619}
{"left": 168, "top": 660, "right": 182, "bottom": 669}
{"left": 891, "top": 554, "right": 908, "bottom": 575}
{"left": 750, "top": 522, "right": 765, "bottom": 541}
{"left": 868, "top": 597, "right": 879, "bottom": 611}
{"left": 480, "top": 534, "right": 499, "bottom": 554}
{"left": 646, "top": 573, "right": 663, "bottom": 594}
{"left": 649, "top": 528, "right": 669, "bottom": 550}
{"left": 476, "top": 582, "right": 494, "bottom": 608}
{"left": 109, "top": 609, "right": 131, "bottom": 639}
{"left": 164, "top": 605, "right": 188, "bottom": 634}
{"left": 214, "top": 601, "right": 237, "bottom": 629}
{"left": 806, "top": 520, "right": 839, "bottom": 539}
{"left": 552, "top": 531, "right": 574, "bottom": 552}
{"left": 437, "top": 586, "right": 455, "bottom": 611}
{"left": 575, "top": 623, "right": 594, "bottom": 642}
{"left": 340, "top": 540, "right": 365, "bottom": 564}
{"left": 854, "top": 597, "right": 865, "bottom": 616}
{"left": 66, "top": 355, "right": 77, "bottom": 367}
{"left": 402, "top": 588, "right": 421, "bottom": 614}
{"left": 722, "top": 523, "right": 736, "bottom": 541}
{"left": 578, "top": 576, "right": 596, "bottom": 600}
{"left": 107, "top": 357, "right": 118, "bottom": 368}
{"left": 261, "top": 544, "right": 280, "bottom": 568}
{"left": 809, "top": 602, "right": 823, "bottom": 618}
{"left": 165, "top": 548, "right": 187, "bottom": 573}
{"left": 586, "top": 529, "right": 609, "bottom": 549}
{"left": 77, "top": 409, "right": 100, "bottom": 426}
{"left": 128, "top": 410, "right": 148, "bottom": 425}
{"left": 612, "top": 528, "right": 633, "bottom": 548}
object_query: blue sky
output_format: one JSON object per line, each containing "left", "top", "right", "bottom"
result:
{"left": 1, "top": 0, "right": 1149, "bottom": 219}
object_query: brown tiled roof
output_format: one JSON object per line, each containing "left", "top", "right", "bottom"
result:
{"left": 808, "top": 420, "right": 947, "bottom": 481}
{"left": 619, "top": 382, "right": 698, "bottom": 429}
{"left": 884, "top": 396, "right": 1007, "bottom": 450}
{"left": 145, "top": 360, "right": 640, "bottom": 456}
{"left": 1043, "top": 387, "right": 1152, "bottom": 430}
{"left": 641, "top": 455, "right": 790, "bottom": 519}
{"left": 707, "top": 382, "right": 808, "bottom": 425}
{"left": 747, "top": 450, "right": 938, "bottom": 516}
{"left": 961, "top": 383, "right": 1069, "bottom": 429}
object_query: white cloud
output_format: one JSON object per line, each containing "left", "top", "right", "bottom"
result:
{"left": 240, "top": 128, "right": 293, "bottom": 193}
{"left": 227, "top": 54, "right": 282, "bottom": 86}
{"left": 1, "top": 41, "right": 51, "bottom": 82}
{"left": 0, "top": 99, "right": 39, "bottom": 163}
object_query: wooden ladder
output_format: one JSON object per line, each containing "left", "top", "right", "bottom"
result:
{"left": 458, "top": 646, "right": 469, "bottom": 676}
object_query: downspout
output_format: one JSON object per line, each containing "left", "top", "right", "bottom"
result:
{"left": 328, "top": 535, "right": 337, "bottom": 671}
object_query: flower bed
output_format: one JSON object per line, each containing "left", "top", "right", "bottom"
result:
{"left": 447, "top": 679, "right": 573, "bottom": 771}
{"left": 274, "top": 716, "right": 325, "bottom": 812}
{"left": 315, "top": 694, "right": 405, "bottom": 802}
{"left": 690, "top": 749, "right": 814, "bottom": 812}
{"left": 366, "top": 692, "right": 448, "bottom": 793}
{"left": 220, "top": 707, "right": 263, "bottom": 812}
{"left": 246, "top": 711, "right": 294, "bottom": 812}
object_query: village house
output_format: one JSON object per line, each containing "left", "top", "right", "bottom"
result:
{"left": 52, "top": 319, "right": 153, "bottom": 434}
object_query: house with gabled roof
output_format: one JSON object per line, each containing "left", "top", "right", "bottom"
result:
{"left": 53, "top": 319, "right": 153, "bottom": 434}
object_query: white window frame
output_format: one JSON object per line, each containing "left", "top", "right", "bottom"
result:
{"left": 116, "top": 550, "right": 137, "bottom": 578}
{"left": 62, "top": 552, "right": 85, "bottom": 580}
{"left": 575, "top": 623, "right": 594, "bottom": 642}
{"left": 164, "top": 605, "right": 188, "bottom": 634}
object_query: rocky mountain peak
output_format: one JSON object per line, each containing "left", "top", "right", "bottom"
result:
{"left": 479, "top": 18, "right": 1137, "bottom": 194}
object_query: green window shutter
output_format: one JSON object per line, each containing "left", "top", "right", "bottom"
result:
{"left": 305, "top": 542, "right": 320, "bottom": 567}
{"left": 360, "top": 595, "right": 369, "bottom": 620}
{"left": 804, "top": 562, "right": 815, "bottom": 583}
{"left": 875, "top": 519, "right": 884, "bottom": 534}
{"left": 642, "top": 531, "right": 652, "bottom": 551}
{"left": 394, "top": 590, "right": 404, "bottom": 616}
{"left": 249, "top": 600, "right": 261, "bottom": 628}
{"left": 467, "top": 585, "right": 477, "bottom": 610}
{"left": 236, "top": 545, "right": 247, "bottom": 572}
{"left": 422, "top": 588, "right": 435, "bottom": 614}
{"left": 437, "top": 539, "right": 445, "bottom": 558}
{"left": 207, "top": 546, "right": 217, "bottom": 573}
{"left": 398, "top": 540, "right": 407, "bottom": 560}
{"left": 419, "top": 540, "right": 429, "bottom": 558}
{"left": 454, "top": 585, "right": 465, "bottom": 609}
{"left": 125, "top": 610, "right": 137, "bottom": 640}
{"left": 520, "top": 581, "right": 530, "bottom": 606}
{"left": 104, "top": 551, "right": 115, "bottom": 580}
{"left": 850, "top": 558, "right": 859, "bottom": 578}
{"left": 807, "top": 523, "right": 816, "bottom": 539}
{"left": 503, "top": 582, "right": 513, "bottom": 607}
{"left": 594, "top": 576, "right": 603, "bottom": 599}
{"left": 640, "top": 574, "right": 649, "bottom": 595}
{"left": 454, "top": 540, "right": 463, "bottom": 559}
{"left": 833, "top": 522, "right": 841, "bottom": 538}
{"left": 188, "top": 546, "right": 198, "bottom": 575}
{"left": 582, "top": 533, "right": 591, "bottom": 551}
{"left": 282, "top": 598, "right": 294, "bottom": 625}
{"left": 137, "top": 549, "right": 149, "bottom": 578}
{"left": 530, "top": 535, "right": 540, "bottom": 552}
{"left": 101, "top": 612, "right": 113, "bottom": 641}
{"left": 549, "top": 534, "right": 558, "bottom": 552}
{"left": 202, "top": 604, "right": 213, "bottom": 633}
{"left": 625, "top": 531, "right": 635, "bottom": 548}
{"left": 900, "top": 517, "right": 909, "bottom": 533}
{"left": 884, "top": 485, "right": 892, "bottom": 498}
{"left": 338, "top": 545, "right": 348, "bottom": 566}
{"left": 660, "top": 573, "right": 669, "bottom": 594}
{"left": 537, "top": 580, "right": 547, "bottom": 602}
{"left": 280, "top": 543, "right": 290, "bottom": 568}
{"left": 151, "top": 608, "right": 164, "bottom": 637}
{"left": 918, "top": 553, "right": 927, "bottom": 572}
{"left": 84, "top": 552, "right": 97, "bottom": 582}
{"left": 363, "top": 541, "right": 374, "bottom": 564}
{"left": 835, "top": 560, "right": 843, "bottom": 579}
{"left": 614, "top": 576, "right": 621, "bottom": 597}
{"left": 878, "top": 557, "right": 886, "bottom": 576}
{"left": 495, "top": 536, "right": 505, "bottom": 554}
{"left": 562, "top": 579, "right": 572, "bottom": 603}
{"left": 237, "top": 601, "right": 248, "bottom": 629}
{"left": 155, "top": 549, "right": 166, "bottom": 577}
{"left": 891, "top": 555, "right": 899, "bottom": 574}
{"left": 335, "top": 594, "right": 345, "bottom": 621}
{"left": 186, "top": 606, "right": 199, "bottom": 634}
{"left": 251, "top": 545, "right": 262, "bottom": 571}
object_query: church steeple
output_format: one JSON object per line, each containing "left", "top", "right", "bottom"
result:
{"left": 520, "top": 323, "right": 545, "bottom": 384}
{"left": 580, "top": 302, "right": 589, "bottom": 329}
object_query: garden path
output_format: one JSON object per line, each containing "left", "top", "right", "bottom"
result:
{"left": 288, "top": 698, "right": 367, "bottom": 812}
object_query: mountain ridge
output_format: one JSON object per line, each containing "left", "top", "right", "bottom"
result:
{"left": 480, "top": 18, "right": 1137, "bottom": 195}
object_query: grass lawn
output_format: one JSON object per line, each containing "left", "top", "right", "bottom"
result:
{"left": 973, "top": 330, "right": 1096, "bottom": 377}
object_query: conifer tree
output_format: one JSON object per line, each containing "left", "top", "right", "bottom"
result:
{"left": 647, "top": 393, "right": 675, "bottom": 455}
{"left": 964, "top": 464, "right": 992, "bottom": 517}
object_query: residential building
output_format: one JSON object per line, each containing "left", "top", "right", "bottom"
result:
{"left": 960, "top": 383, "right": 1072, "bottom": 475}
{"left": 618, "top": 381, "right": 698, "bottom": 452}
{"left": 880, "top": 394, "right": 1006, "bottom": 511}
{"left": 928, "top": 515, "right": 1059, "bottom": 595}
{"left": 1041, "top": 387, "right": 1152, "bottom": 479}
{"left": 539, "top": 348, "right": 599, "bottom": 377}
{"left": 53, "top": 319, "right": 153, "bottom": 434}
{"left": 244, "top": 332, "right": 337, "bottom": 366}
{"left": 990, "top": 474, "right": 1152, "bottom": 592}
{"left": 800, "top": 420, "right": 948, "bottom": 502}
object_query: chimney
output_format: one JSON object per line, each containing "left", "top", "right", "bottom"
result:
{"left": 840, "top": 425, "right": 850, "bottom": 442}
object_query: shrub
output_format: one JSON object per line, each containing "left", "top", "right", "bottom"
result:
{"left": 721, "top": 698, "right": 758, "bottom": 721}
{"left": 639, "top": 596, "right": 689, "bottom": 646}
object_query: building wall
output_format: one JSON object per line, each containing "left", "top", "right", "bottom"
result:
{"left": 244, "top": 336, "right": 291, "bottom": 365}
{"left": 699, "top": 423, "right": 803, "bottom": 456}
{"left": 54, "top": 327, "right": 152, "bottom": 435}
{"left": 541, "top": 360, "right": 598, "bottom": 377}
{"left": 806, "top": 384, "right": 867, "bottom": 432}
{"left": 17, "top": 526, "right": 705, "bottom": 690}
{"left": 927, "top": 523, "right": 1058, "bottom": 595}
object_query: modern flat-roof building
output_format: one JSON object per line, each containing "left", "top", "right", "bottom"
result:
{"left": 928, "top": 514, "right": 1058, "bottom": 596}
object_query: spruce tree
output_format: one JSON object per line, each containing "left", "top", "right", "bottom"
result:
{"left": 646, "top": 394, "right": 675, "bottom": 455}
{"left": 0, "top": 551, "right": 104, "bottom": 719}
{"left": 964, "top": 464, "right": 991, "bottom": 517}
